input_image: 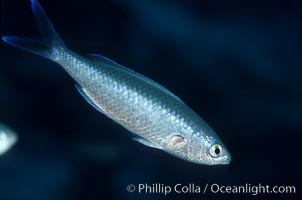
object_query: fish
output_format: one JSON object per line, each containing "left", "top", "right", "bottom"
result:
{"left": 2, "top": 0, "right": 231, "bottom": 165}
{"left": 0, "top": 123, "right": 18, "bottom": 156}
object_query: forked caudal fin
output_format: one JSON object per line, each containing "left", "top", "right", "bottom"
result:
{"left": 1, "top": 0, "right": 65, "bottom": 60}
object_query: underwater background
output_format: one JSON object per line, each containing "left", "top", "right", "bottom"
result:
{"left": 0, "top": 0, "right": 301, "bottom": 199}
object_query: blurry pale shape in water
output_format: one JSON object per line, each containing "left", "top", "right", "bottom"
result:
{"left": 0, "top": 123, "right": 18, "bottom": 156}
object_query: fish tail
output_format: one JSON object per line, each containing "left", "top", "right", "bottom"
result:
{"left": 1, "top": 0, "right": 66, "bottom": 60}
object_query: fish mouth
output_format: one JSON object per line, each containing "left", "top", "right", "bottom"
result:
{"left": 220, "top": 155, "right": 232, "bottom": 165}
{"left": 218, "top": 159, "right": 231, "bottom": 165}
{"left": 212, "top": 154, "right": 232, "bottom": 165}
{"left": 218, "top": 148, "right": 232, "bottom": 165}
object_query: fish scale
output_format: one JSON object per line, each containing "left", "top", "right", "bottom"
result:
{"left": 58, "top": 50, "right": 193, "bottom": 144}
{"left": 1, "top": 0, "right": 231, "bottom": 165}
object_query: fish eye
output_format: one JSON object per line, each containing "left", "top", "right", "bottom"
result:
{"left": 209, "top": 144, "right": 222, "bottom": 158}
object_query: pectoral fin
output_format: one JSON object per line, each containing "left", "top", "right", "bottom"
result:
{"left": 132, "top": 136, "right": 162, "bottom": 150}
{"left": 167, "top": 135, "right": 187, "bottom": 149}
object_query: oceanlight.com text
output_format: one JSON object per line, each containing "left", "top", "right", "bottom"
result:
{"left": 126, "top": 183, "right": 296, "bottom": 196}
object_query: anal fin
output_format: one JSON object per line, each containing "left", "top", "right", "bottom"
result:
{"left": 75, "top": 84, "right": 110, "bottom": 118}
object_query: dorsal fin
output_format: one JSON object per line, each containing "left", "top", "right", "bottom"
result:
{"left": 87, "top": 54, "right": 184, "bottom": 103}
{"left": 87, "top": 53, "right": 118, "bottom": 65}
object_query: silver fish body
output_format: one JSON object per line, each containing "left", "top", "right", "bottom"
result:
{"left": 2, "top": 0, "right": 231, "bottom": 165}
{"left": 0, "top": 123, "right": 18, "bottom": 156}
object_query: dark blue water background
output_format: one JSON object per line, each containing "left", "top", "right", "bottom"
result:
{"left": 1, "top": 0, "right": 301, "bottom": 199}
